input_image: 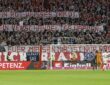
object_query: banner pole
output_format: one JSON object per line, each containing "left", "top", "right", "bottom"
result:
{"left": 50, "top": 44, "right": 53, "bottom": 70}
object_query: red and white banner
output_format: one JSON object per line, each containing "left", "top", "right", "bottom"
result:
{"left": 7, "top": 46, "right": 39, "bottom": 52}
{"left": 63, "top": 62, "right": 92, "bottom": 69}
{"left": 1, "top": 44, "right": 110, "bottom": 61}
{"left": 63, "top": 61, "right": 110, "bottom": 70}
{"left": 51, "top": 44, "right": 110, "bottom": 53}
{"left": 2, "top": 44, "right": 110, "bottom": 53}
{"left": 1, "top": 44, "right": 110, "bottom": 70}
{"left": 41, "top": 44, "right": 110, "bottom": 63}
{"left": 0, "top": 61, "right": 31, "bottom": 70}
{"left": 0, "top": 11, "right": 79, "bottom": 18}
{"left": 41, "top": 52, "right": 81, "bottom": 61}
{"left": 53, "top": 61, "right": 63, "bottom": 69}
{"left": 0, "top": 52, "right": 27, "bottom": 61}
{"left": 0, "top": 25, "right": 104, "bottom": 32}
{"left": 3, "top": 44, "right": 110, "bottom": 52}
{"left": 51, "top": 61, "right": 110, "bottom": 70}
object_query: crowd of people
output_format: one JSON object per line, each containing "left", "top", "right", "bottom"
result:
{"left": 0, "top": 0, "right": 110, "bottom": 45}
{"left": 0, "top": 29, "right": 109, "bottom": 46}
{"left": 0, "top": 0, "right": 109, "bottom": 26}
{"left": 0, "top": 17, "right": 108, "bottom": 26}
{"left": 0, "top": 0, "right": 109, "bottom": 12}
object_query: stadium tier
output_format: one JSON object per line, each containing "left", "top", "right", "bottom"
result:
{"left": 0, "top": 0, "right": 110, "bottom": 45}
{"left": 0, "top": 0, "right": 110, "bottom": 70}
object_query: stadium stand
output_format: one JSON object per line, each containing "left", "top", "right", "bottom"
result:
{"left": 0, "top": 0, "right": 110, "bottom": 45}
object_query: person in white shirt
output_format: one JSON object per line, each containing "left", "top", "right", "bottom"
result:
{"left": 102, "top": 50, "right": 110, "bottom": 70}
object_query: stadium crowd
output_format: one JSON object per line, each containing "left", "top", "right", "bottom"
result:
{"left": 0, "top": 0, "right": 110, "bottom": 45}
{"left": 0, "top": 28, "right": 109, "bottom": 45}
